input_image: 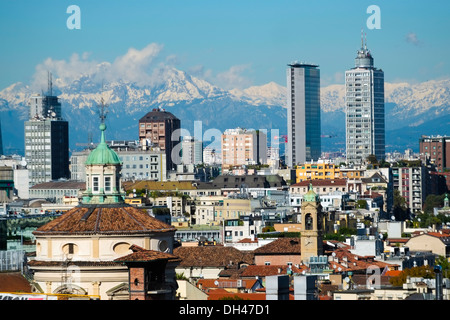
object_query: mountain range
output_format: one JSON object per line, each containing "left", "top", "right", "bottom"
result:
{"left": 1, "top": 67, "right": 449, "bottom": 156}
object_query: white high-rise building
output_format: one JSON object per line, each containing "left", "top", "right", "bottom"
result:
{"left": 345, "top": 36, "right": 385, "bottom": 164}
{"left": 286, "top": 63, "right": 321, "bottom": 168}
{"left": 181, "top": 136, "right": 203, "bottom": 165}
{"left": 25, "top": 92, "right": 70, "bottom": 187}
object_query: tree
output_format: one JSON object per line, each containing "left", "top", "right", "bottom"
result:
{"left": 389, "top": 265, "right": 434, "bottom": 286}
{"left": 435, "top": 256, "right": 450, "bottom": 278}
{"left": 423, "top": 194, "right": 446, "bottom": 214}
{"left": 366, "top": 154, "right": 378, "bottom": 165}
{"left": 392, "top": 189, "right": 409, "bottom": 221}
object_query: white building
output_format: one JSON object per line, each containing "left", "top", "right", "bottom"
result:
{"left": 71, "top": 142, "right": 167, "bottom": 182}
{"left": 345, "top": 36, "right": 385, "bottom": 164}
{"left": 181, "top": 136, "right": 202, "bottom": 165}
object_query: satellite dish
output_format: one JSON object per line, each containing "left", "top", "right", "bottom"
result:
{"left": 391, "top": 215, "right": 396, "bottom": 221}
{"left": 344, "top": 277, "right": 350, "bottom": 283}
{"left": 214, "top": 280, "right": 219, "bottom": 286}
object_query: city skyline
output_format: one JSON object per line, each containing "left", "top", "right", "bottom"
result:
{"left": 1, "top": 1, "right": 449, "bottom": 92}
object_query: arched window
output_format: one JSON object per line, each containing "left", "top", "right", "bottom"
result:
{"left": 305, "top": 213, "right": 313, "bottom": 230}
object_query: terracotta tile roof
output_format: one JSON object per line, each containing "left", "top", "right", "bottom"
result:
{"left": 362, "top": 191, "right": 383, "bottom": 198}
{"left": 386, "top": 238, "right": 409, "bottom": 243}
{"left": 253, "top": 237, "right": 301, "bottom": 255}
{"left": 0, "top": 272, "right": 32, "bottom": 293}
{"left": 114, "top": 245, "right": 181, "bottom": 263}
{"left": 237, "top": 237, "right": 258, "bottom": 243}
{"left": 174, "top": 246, "right": 254, "bottom": 268}
{"left": 328, "top": 248, "right": 393, "bottom": 273}
{"left": 427, "top": 232, "right": 450, "bottom": 238}
{"left": 384, "top": 270, "right": 402, "bottom": 277}
{"left": 33, "top": 204, "right": 176, "bottom": 236}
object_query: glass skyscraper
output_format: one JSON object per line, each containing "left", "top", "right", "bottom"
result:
{"left": 286, "top": 62, "right": 321, "bottom": 168}
{"left": 345, "top": 39, "right": 385, "bottom": 164}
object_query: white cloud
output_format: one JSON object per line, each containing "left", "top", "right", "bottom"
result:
{"left": 405, "top": 32, "right": 421, "bottom": 46}
{"left": 30, "top": 43, "right": 254, "bottom": 91}
{"left": 188, "top": 64, "right": 253, "bottom": 90}
{"left": 31, "top": 43, "right": 166, "bottom": 90}
{"left": 215, "top": 64, "right": 252, "bottom": 90}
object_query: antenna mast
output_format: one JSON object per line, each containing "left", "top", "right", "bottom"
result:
{"left": 48, "top": 71, "right": 53, "bottom": 96}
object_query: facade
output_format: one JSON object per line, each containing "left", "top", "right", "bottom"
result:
{"left": 406, "top": 232, "right": 450, "bottom": 258}
{"left": 419, "top": 135, "right": 450, "bottom": 173}
{"left": 181, "top": 136, "right": 203, "bottom": 165}
{"left": 296, "top": 162, "right": 341, "bottom": 182}
{"left": 223, "top": 216, "right": 263, "bottom": 243}
{"left": 286, "top": 62, "right": 321, "bottom": 167}
{"left": 345, "top": 38, "right": 385, "bottom": 164}
{"left": 0, "top": 166, "right": 14, "bottom": 202}
{"left": 203, "top": 146, "right": 221, "bottom": 165}
{"left": 71, "top": 142, "right": 167, "bottom": 182}
{"left": 24, "top": 119, "right": 70, "bottom": 186}
{"left": 138, "top": 108, "right": 181, "bottom": 171}
{"left": 221, "top": 128, "right": 267, "bottom": 169}
{"left": 392, "top": 165, "right": 429, "bottom": 213}
{"left": 29, "top": 180, "right": 85, "bottom": 204}
{"left": 25, "top": 93, "right": 70, "bottom": 186}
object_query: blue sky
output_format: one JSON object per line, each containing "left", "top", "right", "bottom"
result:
{"left": 1, "top": 0, "right": 449, "bottom": 90}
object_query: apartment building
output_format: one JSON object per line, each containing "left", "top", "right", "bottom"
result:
{"left": 221, "top": 128, "right": 267, "bottom": 169}
{"left": 392, "top": 165, "right": 429, "bottom": 213}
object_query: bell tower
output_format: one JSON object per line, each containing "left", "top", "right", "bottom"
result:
{"left": 300, "top": 183, "right": 323, "bottom": 263}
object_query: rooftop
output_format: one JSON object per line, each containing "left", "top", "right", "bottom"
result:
{"left": 33, "top": 204, "right": 176, "bottom": 236}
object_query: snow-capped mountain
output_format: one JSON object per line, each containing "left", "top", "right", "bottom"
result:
{"left": 0, "top": 68, "right": 449, "bottom": 155}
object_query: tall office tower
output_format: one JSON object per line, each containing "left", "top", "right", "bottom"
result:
{"left": 138, "top": 108, "right": 181, "bottom": 171}
{"left": 286, "top": 62, "right": 321, "bottom": 168}
{"left": 221, "top": 128, "right": 267, "bottom": 169}
{"left": 24, "top": 81, "right": 70, "bottom": 186}
{"left": 345, "top": 36, "right": 385, "bottom": 165}
{"left": 181, "top": 136, "right": 203, "bottom": 165}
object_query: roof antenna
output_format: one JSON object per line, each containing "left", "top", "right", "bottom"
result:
{"left": 361, "top": 28, "right": 364, "bottom": 49}
{"left": 48, "top": 71, "right": 53, "bottom": 96}
{"left": 364, "top": 32, "right": 368, "bottom": 50}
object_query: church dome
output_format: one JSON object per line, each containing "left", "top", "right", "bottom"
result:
{"left": 303, "top": 183, "right": 319, "bottom": 202}
{"left": 85, "top": 123, "right": 121, "bottom": 165}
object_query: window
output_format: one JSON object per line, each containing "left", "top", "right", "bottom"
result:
{"left": 93, "top": 176, "right": 99, "bottom": 192}
{"left": 105, "top": 176, "right": 111, "bottom": 192}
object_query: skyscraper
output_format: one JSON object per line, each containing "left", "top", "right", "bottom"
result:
{"left": 345, "top": 35, "right": 385, "bottom": 164}
{"left": 24, "top": 80, "right": 70, "bottom": 186}
{"left": 286, "top": 62, "right": 321, "bottom": 168}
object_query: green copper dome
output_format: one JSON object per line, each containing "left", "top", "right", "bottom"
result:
{"left": 85, "top": 123, "right": 121, "bottom": 165}
{"left": 303, "top": 182, "right": 319, "bottom": 202}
